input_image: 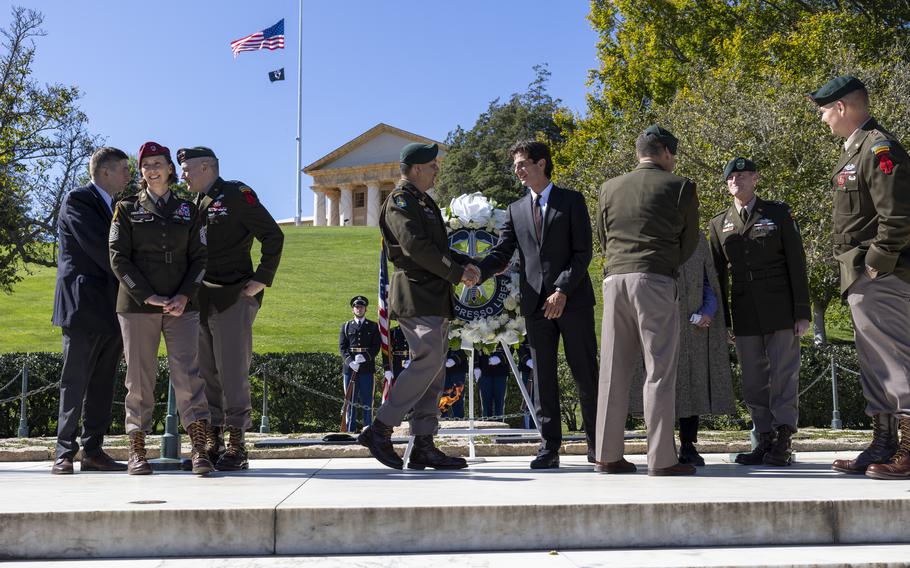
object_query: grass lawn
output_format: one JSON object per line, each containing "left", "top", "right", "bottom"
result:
{"left": 0, "top": 225, "right": 853, "bottom": 354}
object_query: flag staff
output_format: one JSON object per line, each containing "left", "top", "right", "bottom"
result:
{"left": 294, "top": 0, "right": 304, "bottom": 226}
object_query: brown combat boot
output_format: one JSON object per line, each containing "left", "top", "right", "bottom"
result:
{"left": 127, "top": 431, "right": 152, "bottom": 475}
{"left": 186, "top": 419, "right": 214, "bottom": 475}
{"left": 866, "top": 417, "right": 910, "bottom": 480}
{"left": 735, "top": 431, "right": 776, "bottom": 465}
{"left": 832, "top": 414, "right": 898, "bottom": 474}
{"left": 407, "top": 435, "right": 468, "bottom": 470}
{"left": 763, "top": 426, "right": 794, "bottom": 466}
{"left": 215, "top": 426, "right": 249, "bottom": 471}
{"left": 205, "top": 425, "right": 224, "bottom": 464}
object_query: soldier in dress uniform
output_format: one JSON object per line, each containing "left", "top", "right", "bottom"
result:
{"left": 708, "top": 157, "right": 810, "bottom": 467}
{"left": 339, "top": 295, "right": 381, "bottom": 432}
{"left": 389, "top": 325, "right": 410, "bottom": 379}
{"left": 517, "top": 340, "right": 536, "bottom": 429}
{"left": 809, "top": 76, "right": 910, "bottom": 480}
{"left": 177, "top": 146, "right": 284, "bottom": 471}
{"left": 477, "top": 346, "right": 509, "bottom": 419}
{"left": 109, "top": 141, "right": 211, "bottom": 476}
{"left": 358, "top": 142, "right": 480, "bottom": 470}
{"left": 441, "top": 348, "right": 468, "bottom": 418}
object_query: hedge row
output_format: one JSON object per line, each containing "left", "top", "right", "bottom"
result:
{"left": 0, "top": 343, "right": 870, "bottom": 438}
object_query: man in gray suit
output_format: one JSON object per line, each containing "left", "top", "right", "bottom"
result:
{"left": 595, "top": 125, "right": 700, "bottom": 476}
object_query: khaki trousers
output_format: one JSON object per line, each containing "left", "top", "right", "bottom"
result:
{"left": 735, "top": 329, "right": 800, "bottom": 432}
{"left": 199, "top": 295, "right": 259, "bottom": 430}
{"left": 376, "top": 316, "right": 449, "bottom": 436}
{"left": 597, "top": 273, "right": 680, "bottom": 471}
{"left": 848, "top": 273, "right": 910, "bottom": 417}
{"left": 119, "top": 312, "right": 210, "bottom": 433}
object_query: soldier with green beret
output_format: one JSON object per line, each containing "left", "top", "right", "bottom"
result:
{"left": 358, "top": 142, "right": 480, "bottom": 471}
{"left": 109, "top": 141, "right": 212, "bottom": 476}
{"left": 596, "top": 124, "right": 700, "bottom": 476}
{"left": 708, "top": 157, "right": 810, "bottom": 467}
{"left": 809, "top": 75, "right": 910, "bottom": 480}
{"left": 178, "top": 145, "right": 284, "bottom": 471}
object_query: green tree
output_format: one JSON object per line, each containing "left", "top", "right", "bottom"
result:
{"left": 434, "top": 65, "right": 573, "bottom": 207}
{"left": 0, "top": 7, "right": 100, "bottom": 292}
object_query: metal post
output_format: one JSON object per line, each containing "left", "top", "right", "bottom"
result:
{"left": 150, "top": 381, "right": 183, "bottom": 470}
{"left": 17, "top": 362, "right": 28, "bottom": 438}
{"left": 830, "top": 352, "right": 843, "bottom": 430}
{"left": 467, "top": 346, "right": 476, "bottom": 459}
{"left": 294, "top": 0, "right": 304, "bottom": 226}
{"left": 260, "top": 372, "right": 270, "bottom": 434}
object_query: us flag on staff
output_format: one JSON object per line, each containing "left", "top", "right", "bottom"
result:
{"left": 378, "top": 240, "right": 394, "bottom": 402}
{"left": 231, "top": 19, "right": 285, "bottom": 57}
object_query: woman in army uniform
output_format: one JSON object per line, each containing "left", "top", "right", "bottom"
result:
{"left": 109, "top": 142, "right": 212, "bottom": 476}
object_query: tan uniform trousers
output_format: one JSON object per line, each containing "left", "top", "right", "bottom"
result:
{"left": 199, "top": 295, "right": 259, "bottom": 431}
{"left": 119, "top": 312, "right": 210, "bottom": 433}
{"left": 597, "top": 273, "right": 680, "bottom": 471}
{"left": 848, "top": 273, "right": 910, "bottom": 417}
{"left": 735, "top": 329, "right": 800, "bottom": 433}
{"left": 376, "top": 316, "right": 449, "bottom": 436}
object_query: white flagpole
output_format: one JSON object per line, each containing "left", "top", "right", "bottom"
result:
{"left": 294, "top": 0, "right": 303, "bottom": 226}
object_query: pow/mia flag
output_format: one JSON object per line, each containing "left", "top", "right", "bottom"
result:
{"left": 268, "top": 67, "right": 285, "bottom": 82}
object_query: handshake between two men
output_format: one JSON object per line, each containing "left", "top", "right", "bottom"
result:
{"left": 460, "top": 263, "right": 481, "bottom": 288}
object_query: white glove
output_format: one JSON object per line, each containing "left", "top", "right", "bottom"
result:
{"left": 349, "top": 362, "right": 360, "bottom": 372}
{"left": 489, "top": 355, "right": 501, "bottom": 366}
{"left": 474, "top": 368, "right": 482, "bottom": 380}
{"left": 384, "top": 370, "right": 393, "bottom": 380}
{"left": 354, "top": 354, "right": 366, "bottom": 364}
{"left": 402, "top": 359, "right": 410, "bottom": 368}
{"left": 527, "top": 359, "right": 534, "bottom": 369}
{"left": 445, "top": 358, "right": 455, "bottom": 368}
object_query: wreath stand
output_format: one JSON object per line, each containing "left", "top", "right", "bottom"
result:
{"left": 401, "top": 338, "right": 543, "bottom": 466}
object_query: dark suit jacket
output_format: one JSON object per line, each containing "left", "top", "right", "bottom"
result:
{"left": 479, "top": 185, "right": 595, "bottom": 315}
{"left": 52, "top": 184, "right": 120, "bottom": 334}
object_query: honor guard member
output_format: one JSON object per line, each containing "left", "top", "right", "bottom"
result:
{"left": 390, "top": 325, "right": 410, "bottom": 379}
{"left": 708, "top": 158, "right": 810, "bottom": 467}
{"left": 441, "top": 348, "right": 468, "bottom": 418}
{"left": 177, "top": 146, "right": 284, "bottom": 471}
{"left": 109, "top": 141, "right": 212, "bottom": 476}
{"left": 809, "top": 76, "right": 910, "bottom": 479}
{"left": 517, "top": 340, "right": 536, "bottom": 429}
{"left": 358, "top": 142, "right": 480, "bottom": 470}
{"left": 477, "top": 346, "right": 509, "bottom": 419}
{"left": 339, "top": 296, "right": 381, "bottom": 432}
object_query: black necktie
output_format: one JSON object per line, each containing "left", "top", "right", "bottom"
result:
{"left": 740, "top": 207, "right": 749, "bottom": 223}
{"left": 533, "top": 194, "right": 543, "bottom": 241}
{"left": 157, "top": 198, "right": 166, "bottom": 211}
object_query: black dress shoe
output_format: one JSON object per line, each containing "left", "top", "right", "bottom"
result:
{"left": 678, "top": 442, "right": 705, "bottom": 467}
{"left": 80, "top": 451, "right": 128, "bottom": 472}
{"left": 407, "top": 435, "right": 467, "bottom": 470}
{"left": 530, "top": 450, "right": 560, "bottom": 469}
{"left": 52, "top": 457, "right": 73, "bottom": 475}
{"left": 357, "top": 420, "right": 403, "bottom": 470}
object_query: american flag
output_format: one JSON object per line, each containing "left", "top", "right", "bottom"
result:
{"left": 377, "top": 239, "right": 394, "bottom": 402}
{"left": 231, "top": 19, "right": 285, "bottom": 57}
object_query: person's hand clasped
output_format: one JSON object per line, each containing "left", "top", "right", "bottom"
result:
{"left": 350, "top": 361, "right": 360, "bottom": 372}
{"left": 445, "top": 358, "right": 455, "bottom": 368}
{"left": 692, "top": 313, "right": 712, "bottom": 328}
{"left": 354, "top": 354, "right": 366, "bottom": 364}
{"left": 543, "top": 290, "right": 567, "bottom": 319}
{"left": 144, "top": 294, "right": 169, "bottom": 308}
{"left": 461, "top": 264, "right": 480, "bottom": 287}
{"left": 163, "top": 294, "right": 188, "bottom": 317}
{"left": 384, "top": 370, "right": 393, "bottom": 380}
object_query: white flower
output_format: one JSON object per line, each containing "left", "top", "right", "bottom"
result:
{"left": 449, "top": 192, "right": 493, "bottom": 228}
{"left": 503, "top": 296, "right": 518, "bottom": 311}
{"left": 498, "top": 329, "right": 520, "bottom": 345}
{"left": 492, "top": 209, "right": 509, "bottom": 231}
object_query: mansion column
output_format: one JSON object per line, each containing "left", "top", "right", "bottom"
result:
{"left": 366, "top": 182, "right": 381, "bottom": 227}
{"left": 339, "top": 184, "right": 354, "bottom": 226}
{"left": 326, "top": 189, "right": 339, "bottom": 226}
{"left": 312, "top": 187, "right": 326, "bottom": 227}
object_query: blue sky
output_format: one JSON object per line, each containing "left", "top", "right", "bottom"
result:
{"left": 5, "top": 1, "right": 597, "bottom": 221}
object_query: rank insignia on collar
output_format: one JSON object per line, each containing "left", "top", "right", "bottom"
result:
{"left": 393, "top": 195, "right": 408, "bottom": 208}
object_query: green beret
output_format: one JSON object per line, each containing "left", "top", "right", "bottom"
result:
{"left": 400, "top": 142, "right": 438, "bottom": 165}
{"left": 350, "top": 295, "right": 368, "bottom": 307}
{"left": 723, "top": 157, "right": 757, "bottom": 180}
{"left": 176, "top": 146, "right": 217, "bottom": 164}
{"left": 643, "top": 124, "right": 679, "bottom": 154}
{"left": 807, "top": 75, "right": 866, "bottom": 106}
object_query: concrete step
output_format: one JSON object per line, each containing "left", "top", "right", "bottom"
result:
{"left": 1, "top": 452, "right": 909, "bottom": 560}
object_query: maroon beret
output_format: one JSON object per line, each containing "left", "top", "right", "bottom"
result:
{"left": 138, "top": 141, "right": 173, "bottom": 167}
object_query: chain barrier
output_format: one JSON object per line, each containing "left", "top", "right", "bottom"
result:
{"left": 798, "top": 366, "right": 834, "bottom": 398}
{"left": 835, "top": 363, "right": 861, "bottom": 376}
{"left": 0, "top": 369, "right": 23, "bottom": 395}
{"left": 261, "top": 369, "right": 527, "bottom": 422}
{"left": 0, "top": 380, "right": 60, "bottom": 406}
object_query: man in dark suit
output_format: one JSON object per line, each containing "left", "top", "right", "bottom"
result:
{"left": 478, "top": 140, "right": 598, "bottom": 469}
{"left": 51, "top": 147, "right": 132, "bottom": 474}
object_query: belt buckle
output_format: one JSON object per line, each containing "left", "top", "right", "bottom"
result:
{"left": 164, "top": 251, "right": 173, "bottom": 264}
{"left": 747, "top": 271, "right": 754, "bottom": 282}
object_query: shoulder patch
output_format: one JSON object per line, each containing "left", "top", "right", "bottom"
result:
{"left": 239, "top": 186, "right": 258, "bottom": 205}
{"left": 871, "top": 141, "right": 895, "bottom": 175}
{"left": 393, "top": 194, "right": 408, "bottom": 209}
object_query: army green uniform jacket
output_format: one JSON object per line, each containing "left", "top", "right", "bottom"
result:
{"left": 831, "top": 118, "right": 910, "bottom": 294}
{"left": 597, "top": 162, "right": 700, "bottom": 277}
{"left": 379, "top": 181, "right": 472, "bottom": 319}
{"left": 708, "top": 197, "right": 810, "bottom": 337}
{"left": 109, "top": 190, "right": 206, "bottom": 313}
{"left": 194, "top": 177, "right": 284, "bottom": 314}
